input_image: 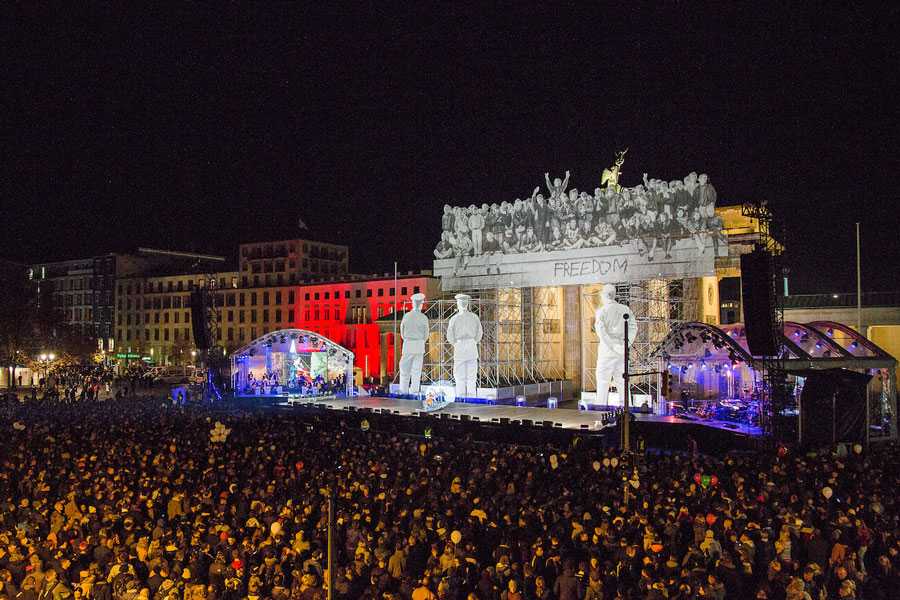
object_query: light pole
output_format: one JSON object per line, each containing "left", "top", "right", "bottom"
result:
{"left": 37, "top": 353, "right": 55, "bottom": 387}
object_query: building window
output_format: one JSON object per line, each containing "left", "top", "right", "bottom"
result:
{"left": 154, "top": 329, "right": 159, "bottom": 341}
{"left": 401, "top": 287, "right": 408, "bottom": 296}
{"left": 275, "top": 309, "right": 281, "bottom": 322}
{"left": 239, "top": 293, "right": 245, "bottom": 306}
{"left": 251, "top": 310, "right": 257, "bottom": 323}
{"left": 324, "top": 308, "right": 330, "bottom": 320}
{"left": 324, "top": 292, "right": 330, "bottom": 300}
{"left": 251, "top": 292, "right": 257, "bottom": 306}
{"left": 154, "top": 313, "right": 160, "bottom": 324}
{"left": 378, "top": 288, "right": 384, "bottom": 297}
{"left": 304, "top": 292, "right": 310, "bottom": 301}
{"left": 263, "top": 291, "right": 269, "bottom": 305}
{"left": 227, "top": 310, "right": 233, "bottom": 321}
{"left": 390, "top": 288, "right": 395, "bottom": 296}
{"left": 414, "top": 286, "right": 420, "bottom": 294}
{"left": 174, "top": 312, "right": 179, "bottom": 323}
{"left": 314, "top": 309, "right": 319, "bottom": 320}
{"left": 164, "top": 329, "right": 170, "bottom": 341}
{"left": 275, "top": 290, "right": 282, "bottom": 304}
{"left": 366, "top": 289, "right": 372, "bottom": 297}
{"left": 288, "top": 290, "right": 295, "bottom": 304}
{"left": 164, "top": 313, "right": 169, "bottom": 324}
{"left": 334, "top": 307, "right": 341, "bottom": 321}
{"left": 239, "top": 311, "right": 245, "bottom": 323}
{"left": 262, "top": 309, "right": 269, "bottom": 322}
{"left": 314, "top": 292, "right": 320, "bottom": 300}
{"left": 288, "top": 309, "right": 294, "bottom": 322}
{"left": 227, "top": 328, "right": 233, "bottom": 341}
{"left": 304, "top": 310, "right": 310, "bottom": 320}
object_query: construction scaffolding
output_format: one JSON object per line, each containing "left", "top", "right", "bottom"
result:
{"left": 581, "top": 278, "right": 699, "bottom": 400}
{"left": 417, "top": 288, "right": 566, "bottom": 388}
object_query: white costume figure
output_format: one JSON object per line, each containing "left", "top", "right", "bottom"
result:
{"left": 398, "top": 293, "right": 429, "bottom": 394}
{"left": 594, "top": 284, "right": 637, "bottom": 406}
{"left": 446, "top": 293, "right": 483, "bottom": 398}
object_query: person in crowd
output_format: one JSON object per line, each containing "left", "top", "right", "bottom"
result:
{"left": 3, "top": 386, "right": 898, "bottom": 600}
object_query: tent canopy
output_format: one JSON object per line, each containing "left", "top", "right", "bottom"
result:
{"left": 655, "top": 321, "right": 896, "bottom": 372}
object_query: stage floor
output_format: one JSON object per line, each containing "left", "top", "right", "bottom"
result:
{"left": 279, "top": 395, "right": 762, "bottom": 436}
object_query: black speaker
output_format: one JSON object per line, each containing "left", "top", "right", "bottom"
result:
{"left": 460, "top": 414, "right": 471, "bottom": 422}
{"left": 740, "top": 248, "right": 777, "bottom": 356}
{"left": 499, "top": 417, "right": 510, "bottom": 425}
{"left": 190, "top": 289, "right": 210, "bottom": 350}
{"left": 522, "top": 419, "right": 533, "bottom": 426}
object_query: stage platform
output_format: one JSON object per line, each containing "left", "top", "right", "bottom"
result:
{"left": 276, "top": 395, "right": 762, "bottom": 436}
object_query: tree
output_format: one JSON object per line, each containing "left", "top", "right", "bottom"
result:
{"left": 0, "top": 272, "right": 41, "bottom": 389}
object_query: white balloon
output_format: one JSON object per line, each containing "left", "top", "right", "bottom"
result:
{"left": 852, "top": 444, "right": 863, "bottom": 455}
{"left": 450, "top": 530, "right": 462, "bottom": 544}
{"left": 610, "top": 458, "right": 619, "bottom": 468}
{"left": 592, "top": 461, "right": 601, "bottom": 472}
{"left": 602, "top": 458, "right": 611, "bottom": 467}
{"left": 270, "top": 521, "right": 282, "bottom": 536}
{"left": 821, "top": 486, "right": 833, "bottom": 499}
{"left": 549, "top": 454, "right": 558, "bottom": 470}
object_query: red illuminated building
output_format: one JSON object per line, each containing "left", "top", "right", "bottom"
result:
{"left": 292, "top": 272, "right": 441, "bottom": 382}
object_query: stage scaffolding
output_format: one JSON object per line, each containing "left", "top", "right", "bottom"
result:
{"left": 415, "top": 288, "right": 566, "bottom": 388}
{"left": 581, "top": 278, "right": 699, "bottom": 400}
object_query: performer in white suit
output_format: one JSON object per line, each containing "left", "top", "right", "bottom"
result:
{"left": 398, "top": 293, "right": 429, "bottom": 394}
{"left": 446, "top": 293, "right": 483, "bottom": 398}
{"left": 594, "top": 284, "right": 637, "bottom": 406}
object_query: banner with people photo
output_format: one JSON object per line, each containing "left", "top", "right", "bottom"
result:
{"left": 433, "top": 168, "right": 727, "bottom": 289}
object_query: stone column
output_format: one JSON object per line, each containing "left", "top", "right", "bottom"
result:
{"left": 563, "top": 285, "right": 583, "bottom": 394}
{"left": 379, "top": 332, "right": 389, "bottom": 382}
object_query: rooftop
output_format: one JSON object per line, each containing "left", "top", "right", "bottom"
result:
{"left": 784, "top": 291, "right": 900, "bottom": 309}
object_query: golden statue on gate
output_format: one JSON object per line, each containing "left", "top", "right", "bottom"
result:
{"left": 601, "top": 149, "right": 628, "bottom": 192}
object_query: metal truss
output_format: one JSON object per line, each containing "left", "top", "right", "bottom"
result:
{"left": 741, "top": 200, "right": 785, "bottom": 440}
{"left": 418, "top": 288, "right": 565, "bottom": 388}
{"left": 581, "top": 278, "right": 698, "bottom": 399}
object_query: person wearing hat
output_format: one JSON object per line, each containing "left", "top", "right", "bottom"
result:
{"left": 398, "top": 294, "right": 429, "bottom": 395}
{"left": 593, "top": 284, "right": 637, "bottom": 406}
{"left": 446, "top": 294, "right": 483, "bottom": 399}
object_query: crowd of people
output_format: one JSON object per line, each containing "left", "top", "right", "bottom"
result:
{"left": 0, "top": 389, "right": 898, "bottom": 600}
{"left": 241, "top": 372, "right": 346, "bottom": 398}
{"left": 434, "top": 171, "right": 726, "bottom": 264}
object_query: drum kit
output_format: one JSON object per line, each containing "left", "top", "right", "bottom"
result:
{"left": 670, "top": 396, "right": 761, "bottom": 426}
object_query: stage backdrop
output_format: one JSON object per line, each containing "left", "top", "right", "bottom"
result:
{"left": 433, "top": 169, "right": 727, "bottom": 290}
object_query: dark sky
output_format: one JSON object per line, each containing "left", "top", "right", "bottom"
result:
{"left": 5, "top": 5, "right": 899, "bottom": 292}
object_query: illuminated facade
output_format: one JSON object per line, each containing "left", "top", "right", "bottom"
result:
{"left": 114, "top": 267, "right": 440, "bottom": 378}
{"left": 29, "top": 251, "right": 211, "bottom": 350}
{"left": 238, "top": 238, "right": 349, "bottom": 286}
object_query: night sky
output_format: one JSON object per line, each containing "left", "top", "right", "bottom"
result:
{"left": 5, "top": 5, "right": 899, "bottom": 292}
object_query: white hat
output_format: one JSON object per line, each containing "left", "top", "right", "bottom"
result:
{"left": 411, "top": 293, "right": 426, "bottom": 302}
{"left": 454, "top": 294, "right": 471, "bottom": 301}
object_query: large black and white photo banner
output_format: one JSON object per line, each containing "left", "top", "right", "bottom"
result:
{"left": 433, "top": 167, "right": 727, "bottom": 290}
